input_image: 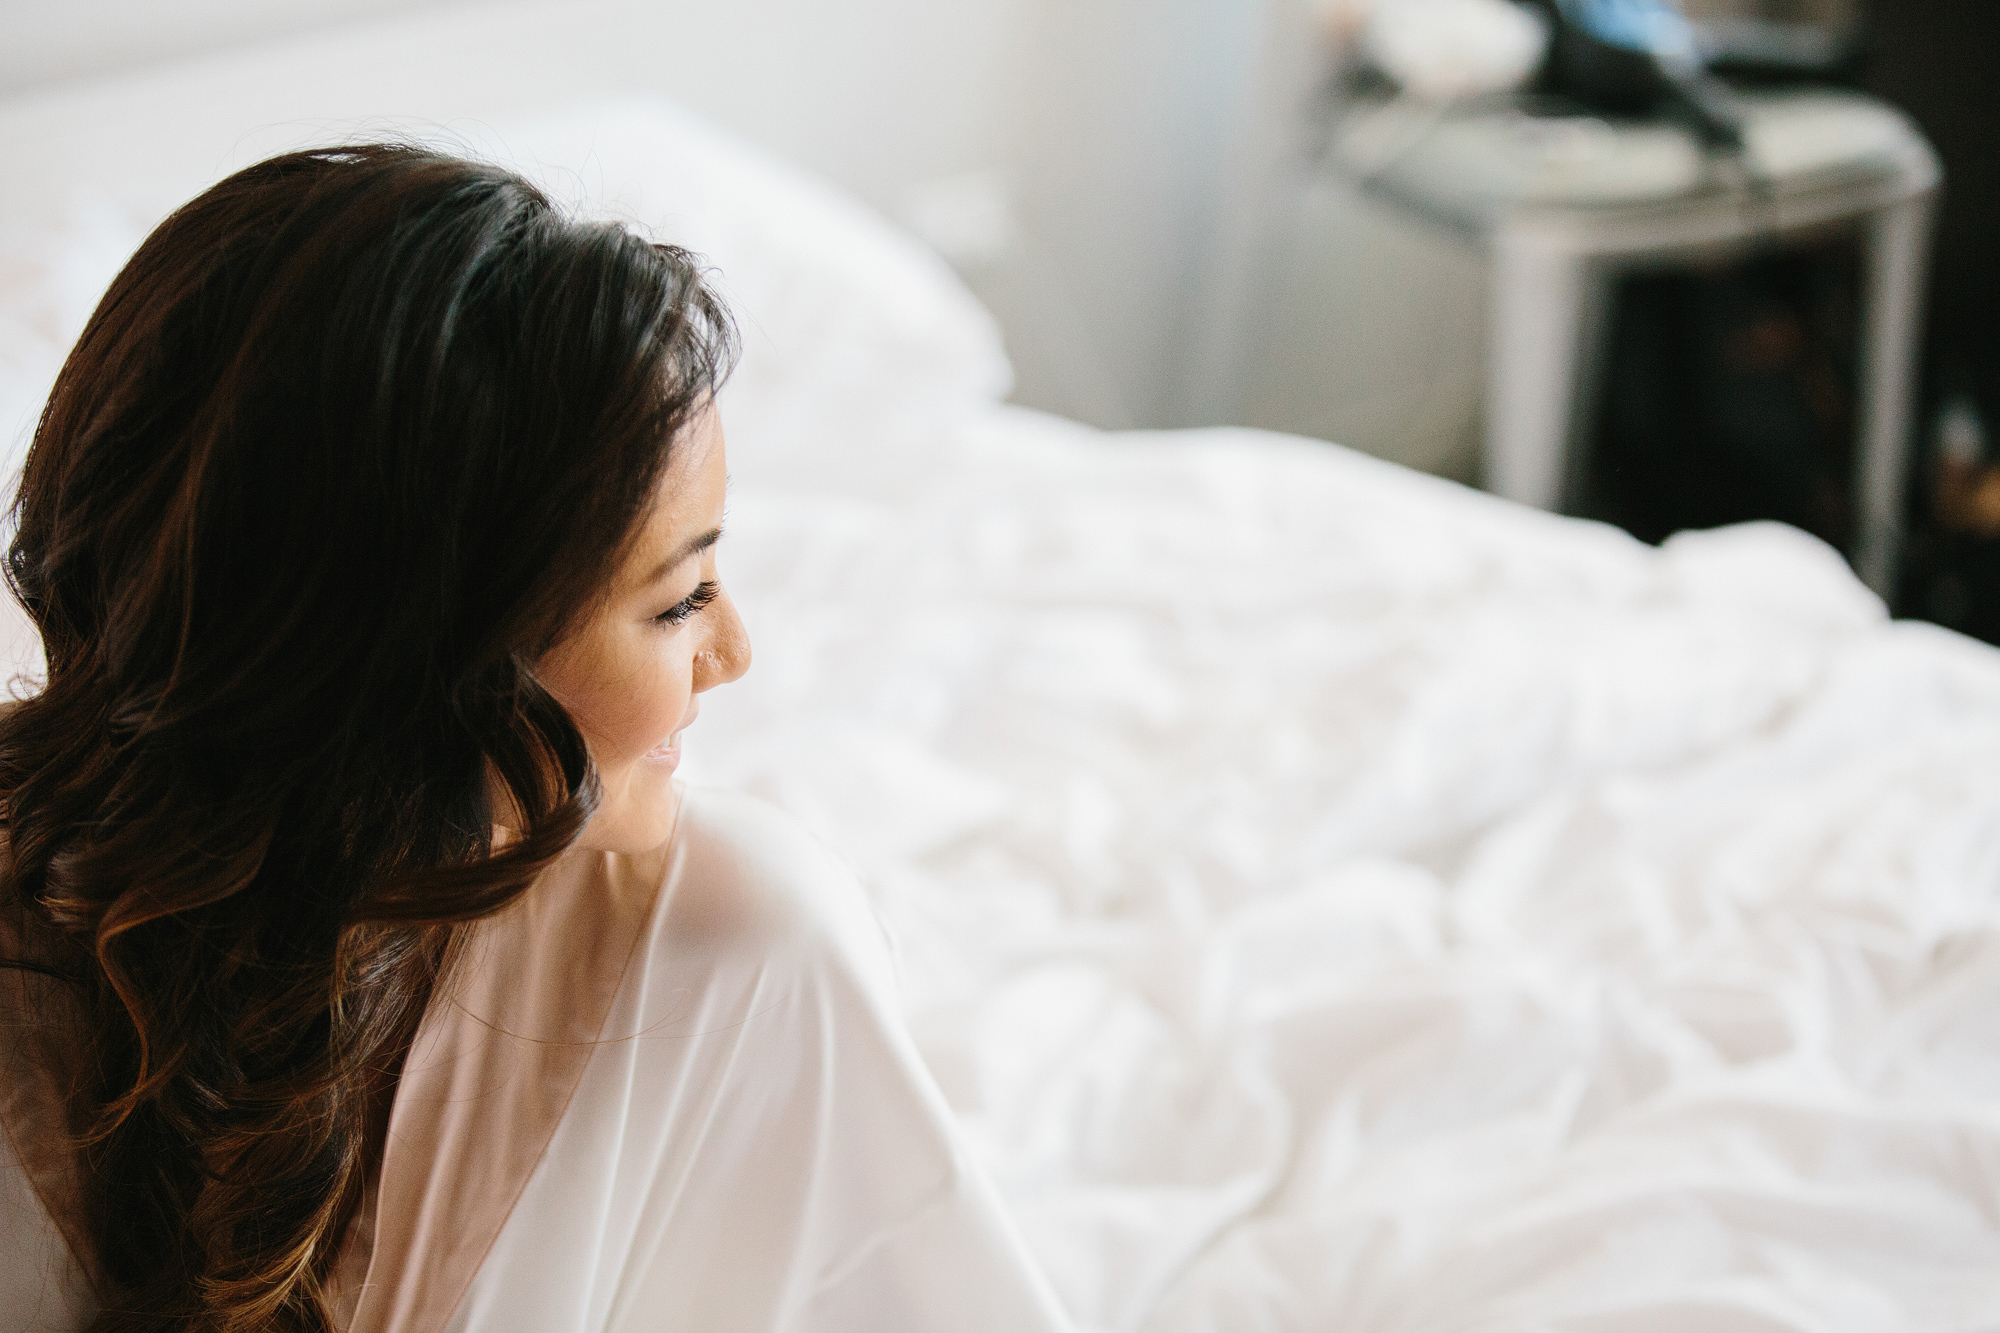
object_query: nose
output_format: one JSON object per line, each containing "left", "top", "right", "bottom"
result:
{"left": 693, "top": 588, "right": 751, "bottom": 692}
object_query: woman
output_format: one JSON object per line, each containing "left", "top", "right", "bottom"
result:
{"left": 0, "top": 146, "right": 1070, "bottom": 1332}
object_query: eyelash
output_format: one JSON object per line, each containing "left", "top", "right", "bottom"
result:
{"left": 654, "top": 580, "right": 719, "bottom": 627}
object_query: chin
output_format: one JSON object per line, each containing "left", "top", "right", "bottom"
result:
{"left": 577, "top": 766, "right": 681, "bottom": 854}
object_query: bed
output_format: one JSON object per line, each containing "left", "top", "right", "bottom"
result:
{"left": 5, "top": 32, "right": 2000, "bottom": 1333}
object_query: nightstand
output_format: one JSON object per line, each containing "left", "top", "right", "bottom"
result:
{"left": 1332, "top": 88, "right": 1937, "bottom": 594}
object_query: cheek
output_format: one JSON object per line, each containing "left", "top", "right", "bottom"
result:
{"left": 581, "top": 636, "right": 694, "bottom": 767}
{"left": 543, "top": 626, "right": 692, "bottom": 769}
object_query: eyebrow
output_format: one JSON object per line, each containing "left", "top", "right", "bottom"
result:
{"left": 643, "top": 526, "right": 723, "bottom": 585}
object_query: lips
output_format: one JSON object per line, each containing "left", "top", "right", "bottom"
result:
{"left": 642, "top": 703, "right": 700, "bottom": 769}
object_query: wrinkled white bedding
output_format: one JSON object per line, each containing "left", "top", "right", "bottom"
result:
{"left": 689, "top": 412, "right": 2000, "bottom": 1333}
{"left": 5, "top": 92, "right": 2000, "bottom": 1333}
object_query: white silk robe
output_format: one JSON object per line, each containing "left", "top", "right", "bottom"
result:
{"left": 1, "top": 786, "right": 1073, "bottom": 1333}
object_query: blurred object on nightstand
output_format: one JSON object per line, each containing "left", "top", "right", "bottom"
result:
{"left": 1520, "top": 0, "right": 1747, "bottom": 152}
{"left": 1901, "top": 394, "right": 2000, "bottom": 644}
{"left": 1929, "top": 397, "right": 2000, "bottom": 539}
{"left": 1358, "top": 0, "right": 1550, "bottom": 102}
{"left": 1682, "top": 0, "right": 1863, "bottom": 77}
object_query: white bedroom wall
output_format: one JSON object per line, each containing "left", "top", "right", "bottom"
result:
{"left": 978, "top": 0, "right": 1322, "bottom": 432}
{"left": 0, "top": 0, "right": 1481, "bottom": 474}
{"left": 0, "top": 0, "right": 1207, "bottom": 431}
{"left": 978, "top": 0, "right": 1251, "bottom": 429}
{"left": 0, "top": 0, "right": 483, "bottom": 94}
{"left": 975, "top": 0, "right": 1483, "bottom": 473}
{"left": 1219, "top": 16, "right": 1488, "bottom": 480}
{"left": 0, "top": 0, "right": 1025, "bottom": 217}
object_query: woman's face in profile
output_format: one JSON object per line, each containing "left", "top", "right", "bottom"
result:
{"left": 537, "top": 404, "right": 749, "bottom": 853}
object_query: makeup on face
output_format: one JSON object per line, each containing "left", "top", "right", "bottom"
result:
{"left": 536, "top": 406, "right": 749, "bottom": 853}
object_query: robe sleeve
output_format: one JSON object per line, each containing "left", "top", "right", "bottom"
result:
{"left": 435, "top": 786, "right": 1073, "bottom": 1333}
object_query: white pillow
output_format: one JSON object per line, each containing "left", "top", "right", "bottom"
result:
{"left": 488, "top": 97, "right": 1012, "bottom": 490}
{"left": 0, "top": 94, "right": 1012, "bottom": 498}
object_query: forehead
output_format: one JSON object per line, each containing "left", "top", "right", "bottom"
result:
{"left": 659, "top": 406, "right": 724, "bottom": 511}
{"left": 622, "top": 407, "right": 725, "bottom": 578}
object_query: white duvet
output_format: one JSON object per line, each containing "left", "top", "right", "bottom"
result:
{"left": 699, "top": 416, "right": 2000, "bottom": 1332}
{"left": 6, "top": 95, "right": 2000, "bottom": 1333}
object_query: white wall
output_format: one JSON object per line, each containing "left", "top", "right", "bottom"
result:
{"left": 994, "top": 0, "right": 1258, "bottom": 428}
{"left": 0, "top": 0, "right": 1024, "bottom": 217}
{"left": 976, "top": 0, "right": 1329, "bottom": 432}
{"left": 1237, "top": 174, "right": 1487, "bottom": 480}
{"left": 0, "top": 0, "right": 1302, "bottom": 434}
{"left": 975, "top": 0, "right": 1483, "bottom": 468}
{"left": 0, "top": 0, "right": 1485, "bottom": 474}
{"left": 1217, "top": 17, "right": 1489, "bottom": 478}
{"left": 1, "top": 0, "right": 479, "bottom": 95}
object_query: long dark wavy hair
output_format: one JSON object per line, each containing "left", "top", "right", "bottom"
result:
{"left": 0, "top": 144, "right": 735, "bottom": 1330}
